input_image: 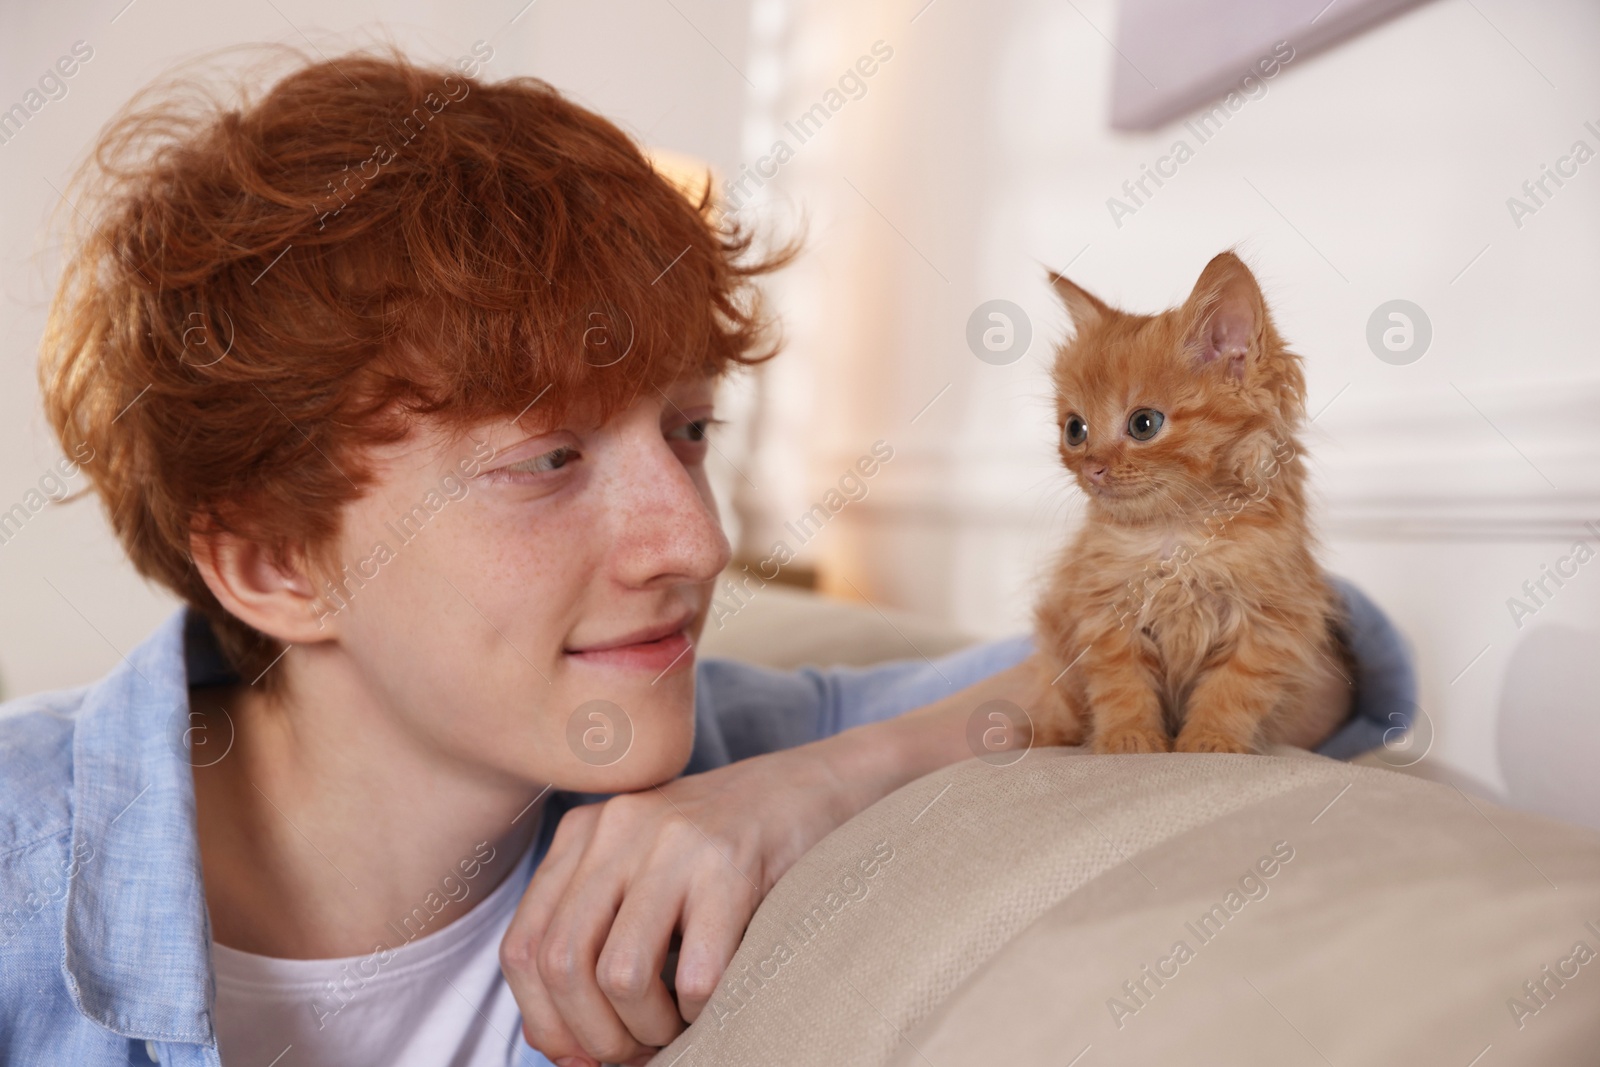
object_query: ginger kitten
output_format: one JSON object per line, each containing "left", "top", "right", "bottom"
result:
{"left": 1033, "top": 252, "right": 1349, "bottom": 755}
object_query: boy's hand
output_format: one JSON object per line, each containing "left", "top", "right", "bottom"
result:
{"left": 500, "top": 742, "right": 858, "bottom": 1065}
{"left": 500, "top": 657, "right": 1049, "bottom": 1067}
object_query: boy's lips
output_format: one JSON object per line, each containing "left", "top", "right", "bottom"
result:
{"left": 564, "top": 614, "right": 696, "bottom": 674}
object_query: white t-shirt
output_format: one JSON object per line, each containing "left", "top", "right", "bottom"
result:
{"left": 210, "top": 846, "right": 550, "bottom": 1067}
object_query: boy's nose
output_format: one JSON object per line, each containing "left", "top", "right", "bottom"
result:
{"left": 614, "top": 456, "right": 730, "bottom": 589}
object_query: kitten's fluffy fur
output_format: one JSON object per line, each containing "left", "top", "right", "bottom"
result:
{"left": 1034, "top": 252, "right": 1349, "bottom": 754}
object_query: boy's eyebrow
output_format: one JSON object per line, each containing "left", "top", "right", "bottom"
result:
{"left": 473, "top": 413, "right": 594, "bottom": 459}
{"left": 510, "top": 383, "right": 556, "bottom": 428}
{"left": 656, "top": 377, "right": 718, "bottom": 405}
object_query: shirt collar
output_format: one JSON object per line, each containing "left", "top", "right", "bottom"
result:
{"left": 63, "top": 606, "right": 233, "bottom": 1045}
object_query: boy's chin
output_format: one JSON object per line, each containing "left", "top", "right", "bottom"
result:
{"left": 552, "top": 716, "right": 698, "bottom": 795}
{"left": 558, "top": 754, "right": 693, "bottom": 796}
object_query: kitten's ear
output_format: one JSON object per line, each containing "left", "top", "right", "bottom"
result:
{"left": 1182, "top": 252, "right": 1263, "bottom": 380}
{"left": 1049, "top": 270, "right": 1112, "bottom": 335}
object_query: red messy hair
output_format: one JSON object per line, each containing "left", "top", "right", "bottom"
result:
{"left": 39, "top": 47, "right": 792, "bottom": 689}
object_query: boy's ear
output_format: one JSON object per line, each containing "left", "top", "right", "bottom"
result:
{"left": 190, "top": 527, "right": 338, "bottom": 647}
{"left": 1183, "top": 251, "right": 1263, "bottom": 380}
{"left": 1048, "top": 270, "right": 1112, "bottom": 336}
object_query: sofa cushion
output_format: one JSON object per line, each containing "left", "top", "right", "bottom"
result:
{"left": 696, "top": 579, "right": 976, "bottom": 670}
{"left": 653, "top": 749, "right": 1600, "bottom": 1065}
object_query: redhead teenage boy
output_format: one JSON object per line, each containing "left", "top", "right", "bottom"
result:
{"left": 0, "top": 50, "right": 1413, "bottom": 1067}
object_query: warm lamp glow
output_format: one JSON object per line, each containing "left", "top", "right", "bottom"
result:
{"left": 643, "top": 146, "right": 718, "bottom": 206}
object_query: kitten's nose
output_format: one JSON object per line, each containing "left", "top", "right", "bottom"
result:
{"left": 1087, "top": 463, "right": 1108, "bottom": 484}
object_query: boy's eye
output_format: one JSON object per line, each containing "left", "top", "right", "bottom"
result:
{"left": 667, "top": 418, "right": 718, "bottom": 444}
{"left": 1127, "top": 409, "right": 1164, "bottom": 441}
{"left": 1063, "top": 415, "right": 1088, "bottom": 447}
{"left": 507, "top": 446, "right": 578, "bottom": 474}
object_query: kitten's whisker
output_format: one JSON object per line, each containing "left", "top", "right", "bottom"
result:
{"left": 1157, "top": 479, "right": 1223, "bottom": 522}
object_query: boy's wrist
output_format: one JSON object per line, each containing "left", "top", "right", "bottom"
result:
{"left": 810, "top": 656, "right": 1048, "bottom": 820}
{"left": 809, "top": 702, "right": 964, "bottom": 818}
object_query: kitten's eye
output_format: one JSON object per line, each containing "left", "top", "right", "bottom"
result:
{"left": 1063, "top": 415, "right": 1088, "bottom": 447}
{"left": 1127, "top": 409, "right": 1165, "bottom": 441}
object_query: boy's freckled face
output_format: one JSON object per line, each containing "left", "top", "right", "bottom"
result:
{"left": 320, "top": 376, "right": 730, "bottom": 794}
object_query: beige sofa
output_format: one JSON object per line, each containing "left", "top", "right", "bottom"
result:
{"left": 683, "top": 582, "right": 1600, "bottom": 1065}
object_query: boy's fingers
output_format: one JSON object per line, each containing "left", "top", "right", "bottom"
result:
{"left": 673, "top": 872, "right": 759, "bottom": 1023}
{"left": 597, "top": 869, "right": 690, "bottom": 1047}
{"left": 540, "top": 857, "right": 652, "bottom": 1064}
{"left": 501, "top": 806, "right": 589, "bottom": 991}
{"left": 510, "top": 802, "right": 599, "bottom": 950}
{"left": 501, "top": 819, "right": 590, "bottom": 1060}
{"left": 515, "top": 972, "right": 585, "bottom": 1062}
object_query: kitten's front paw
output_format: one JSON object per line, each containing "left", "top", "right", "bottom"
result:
{"left": 1093, "top": 726, "right": 1171, "bottom": 754}
{"left": 1174, "top": 726, "right": 1256, "bottom": 754}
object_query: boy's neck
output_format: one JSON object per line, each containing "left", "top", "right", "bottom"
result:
{"left": 189, "top": 650, "right": 548, "bottom": 960}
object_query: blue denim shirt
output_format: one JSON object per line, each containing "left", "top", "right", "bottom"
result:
{"left": 0, "top": 578, "right": 1413, "bottom": 1065}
